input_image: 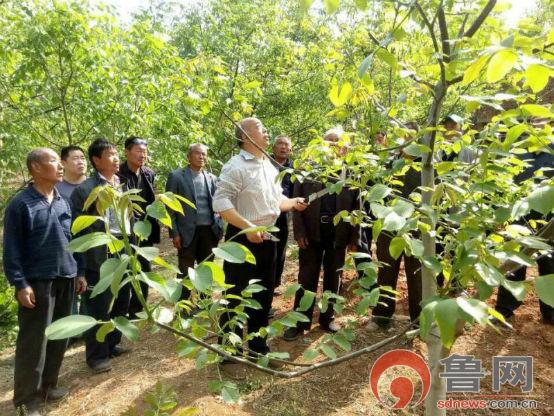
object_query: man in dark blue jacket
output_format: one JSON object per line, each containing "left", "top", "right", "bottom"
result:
{"left": 3, "top": 148, "right": 86, "bottom": 415}
{"left": 71, "top": 138, "right": 132, "bottom": 373}
{"left": 165, "top": 143, "right": 223, "bottom": 299}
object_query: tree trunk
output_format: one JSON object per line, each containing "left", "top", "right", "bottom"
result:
{"left": 420, "top": 82, "right": 449, "bottom": 416}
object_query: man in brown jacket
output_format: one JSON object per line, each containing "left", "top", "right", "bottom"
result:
{"left": 284, "top": 130, "right": 360, "bottom": 340}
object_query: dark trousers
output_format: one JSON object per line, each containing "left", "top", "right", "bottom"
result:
{"left": 355, "top": 226, "right": 373, "bottom": 269}
{"left": 372, "top": 233, "right": 422, "bottom": 324}
{"left": 293, "top": 223, "right": 346, "bottom": 330}
{"left": 82, "top": 270, "right": 130, "bottom": 366}
{"left": 274, "top": 212, "right": 289, "bottom": 287}
{"left": 128, "top": 256, "right": 150, "bottom": 318}
{"left": 219, "top": 225, "right": 276, "bottom": 353}
{"left": 496, "top": 253, "right": 554, "bottom": 319}
{"left": 177, "top": 225, "right": 219, "bottom": 299}
{"left": 13, "top": 278, "right": 74, "bottom": 407}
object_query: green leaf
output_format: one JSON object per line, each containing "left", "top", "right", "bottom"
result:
{"left": 323, "top": 0, "right": 339, "bottom": 14}
{"left": 474, "top": 262, "right": 503, "bottom": 286}
{"left": 190, "top": 265, "right": 213, "bottom": 292}
{"left": 367, "top": 184, "right": 392, "bottom": 201}
{"left": 332, "top": 334, "right": 351, "bottom": 351}
{"left": 212, "top": 242, "right": 255, "bottom": 264}
{"left": 91, "top": 257, "right": 129, "bottom": 298}
{"left": 436, "top": 161, "right": 456, "bottom": 175}
{"left": 141, "top": 272, "right": 182, "bottom": 303}
{"left": 159, "top": 192, "right": 184, "bottom": 215}
{"left": 358, "top": 55, "right": 372, "bottom": 78}
{"left": 500, "top": 278, "right": 527, "bottom": 301}
{"left": 419, "top": 300, "right": 438, "bottom": 341}
{"left": 298, "top": 290, "right": 315, "bottom": 312}
{"left": 329, "top": 81, "right": 352, "bottom": 106}
{"left": 172, "top": 193, "right": 196, "bottom": 209}
{"left": 133, "top": 220, "right": 152, "bottom": 240}
{"left": 198, "top": 261, "right": 225, "bottom": 287}
{"left": 283, "top": 283, "right": 301, "bottom": 298}
{"left": 520, "top": 104, "right": 554, "bottom": 118}
{"left": 435, "top": 299, "right": 459, "bottom": 348}
{"left": 71, "top": 215, "right": 103, "bottom": 235}
{"left": 525, "top": 64, "right": 551, "bottom": 93}
{"left": 67, "top": 232, "right": 112, "bottom": 253}
{"left": 407, "top": 238, "right": 424, "bottom": 257}
{"left": 303, "top": 348, "right": 319, "bottom": 361}
{"left": 221, "top": 381, "right": 240, "bottom": 404}
{"left": 517, "top": 236, "right": 552, "bottom": 250}
{"left": 96, "top": 321, "right": 115, "bottom": 342}
{"left": 503, "top": 124, "right": 528, "bottom": 150}
{"left": 486, "top": 49, "right": 518, "bottom": 83}
{"left": 456, "top": 298, "right": 489, "bottom": 325}
{"left": 146, "top": 200, "right": 172, "bottom": 228}
{"left": 526, "top": 186, "right": 554, "bottom": 215}
{"left": 355, "top": 295, "right": 372, "bottom": 315}
{"left": 112, "top": 316, "right": 139, "bottom": 341}
{"left": 383, "top": 211, "right": 406, "bottom": 232}
{"left": 388, "top": 236, "right": 405, "bottom": 260}
{"left": 45, "top": 315, "right": 97, "bottom": 340}
{"left": 535, "top": 274, "right": 554, "bottom": 307}
{"left": 392, "top": 199, "right": 414, "bottom": 218}
{"left": 320, "top": 344, "right": 337, "bottom": 359}
{"left": 134, "top": 245, "right": 160, "bottom": 261}
{"left": 462, "top": 55, "right": 489, "bottom": 85}
{"left": 375, "top": 48, "right": 397, "bottom": 71}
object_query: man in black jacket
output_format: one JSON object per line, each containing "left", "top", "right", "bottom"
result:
{"left": 284, "top": 130, "right": 360, "bottom": 340}
{"left": 71, "top": 138, "right": 132, "bottom": 373}
{"left": 118, "top": 136, "right": 160, "bottom": 318}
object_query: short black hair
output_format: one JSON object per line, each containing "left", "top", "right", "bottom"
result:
{"left": 60, "top": 145, "right": 85, "bottom": 161}
{"left": 88, "top": 138, "right": 116, "bottom": 170}
{"left": 124, "top": 136, "right": 148, "bottom": 150}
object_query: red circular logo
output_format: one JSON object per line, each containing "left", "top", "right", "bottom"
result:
{"left": 369, "top": 349, "right": 431, "bottom": 409}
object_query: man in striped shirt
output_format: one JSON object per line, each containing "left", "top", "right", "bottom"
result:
{"left": 213, "top": 117, "right": 307, "bottom": 356}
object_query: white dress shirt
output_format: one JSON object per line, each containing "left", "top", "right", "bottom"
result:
{"left": 213, "top": 149, "right": 287, "bottom": 226}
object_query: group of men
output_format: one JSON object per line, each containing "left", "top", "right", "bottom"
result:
{"left": 3, "top": 115, "right": 553, "bottom": 415}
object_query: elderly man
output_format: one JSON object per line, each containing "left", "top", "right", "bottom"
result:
{"left": 3, "top": 148, "right": 86, "bottom": 415}
{"left": 56, "top": 145, "right": 87, "bottom": 202}
{"left": 213, "top": 117, "right": 308, "bottom": 355}
{"left": 166, "top": 143, "right": 223, "bottom": 299}
{"left": 71, "top": 138, "right": 131, "bottom": 373}
{"left": 271, "top": 135, "right": 293, "bottom": 293}
{"left": 118, "top": 136, "right": 160, "bottom": 318}
{"left": 283, "top": 130, "right": 360, "bottom": 341}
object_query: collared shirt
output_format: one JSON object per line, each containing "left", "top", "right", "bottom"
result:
{"left": 3, "top": 185, "right": 78, "bottom": 290}
{"left": 213, "top": 149, "right": 287, "bottom": 226}
{"left": 97, "top": 172, "right": 125, "bottom": 235}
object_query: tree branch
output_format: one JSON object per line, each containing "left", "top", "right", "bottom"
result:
{"left": 463, "top": 0, "right": 497, "bottom": 39}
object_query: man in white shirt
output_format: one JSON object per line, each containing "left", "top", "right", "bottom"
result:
{"left": 213, "top": 117, "right": 307, "bottom": 355}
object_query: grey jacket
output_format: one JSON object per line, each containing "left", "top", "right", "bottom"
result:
{"left": 165, "top": 167, "right": 223, "bottom": 247}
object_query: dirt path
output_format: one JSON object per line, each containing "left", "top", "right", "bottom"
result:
{"left": 1, "top": 238, "right": 553, "bottom": 415}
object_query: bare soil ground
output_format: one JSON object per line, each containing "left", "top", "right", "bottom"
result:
{"left": 1, "top": 236, "right": 553, "bottom": 416}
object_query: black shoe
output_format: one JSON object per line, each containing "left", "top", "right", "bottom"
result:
{"left": 111, "top": 345, "right": 132, "bottom": 357}
{"left": 283, "top": 327, "right": 301, "bottom": 341}
{"left": 41, "top": 385, "right": 68, "bottom": 402}
{"left": 320, "top": 321, "right": 340, "bottom": 333}
{"left": 89, "top": 359, "right": 112, "bottom": 374}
